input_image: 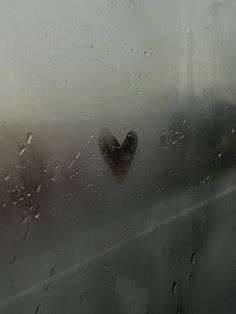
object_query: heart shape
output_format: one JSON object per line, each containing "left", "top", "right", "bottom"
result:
{"left": 98, "top": 128, "right": 138, "bottom": 183}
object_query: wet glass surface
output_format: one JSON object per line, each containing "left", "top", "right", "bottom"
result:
{"left": 0, "top": 0, "right": 236, "bottom": 313}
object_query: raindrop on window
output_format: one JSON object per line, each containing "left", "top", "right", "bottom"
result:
{"left": 189, "top": 274, "right": 194, "bottom": 283}
{"left": 103, "top": 263, "right": 109, "bottom": 270}
{"left": 4, "top": 172, "right": 11, "bottom": 181}
{"left": 172, "top": 281, "right": 178, "bottom": 294}
{"left": 68, "top": 160, "right": 75, "bottom": 169}
{"left": 19, "top": 146, "right": 26, "bottom": 156}
{"left": 191, "top": 253, "right": 197, "bottom": 265}
{"left": 144, "top": 50, "right": 151, "bottom": 57}
{"left": 35, "top": 184, "right": 42, "bottom": 194}
{"left": 50, "top": 174, "right": 56, "bottom": 182}
{"left": 75, "top": 152, "right": 81, "bottom": 160}
{"left": 22, "top": 216, "right": 30, "bottom": 224}
{"left": 26, "top": 132, "right": 33, "bottom": 145}
{"left": 36, "top": 304, "right": 42, "bottom": 314}
{"left": 33, "top": 210, "right": 40, "bottom": 219}
{"left": 12, "top": 255, "right": 19, "bottom": 266}
{"left": 50, "top": 266, "right": 55, "bottom": 277}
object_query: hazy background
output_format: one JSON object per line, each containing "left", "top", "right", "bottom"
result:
{"left": 0, "top": 0, "right": 236, "bottom": 125}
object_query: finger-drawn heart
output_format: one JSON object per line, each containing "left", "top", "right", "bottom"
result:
{"left": 98, "top": 128, "right": 138, "bottom": 183}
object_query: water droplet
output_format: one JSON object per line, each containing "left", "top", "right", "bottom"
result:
{"left": 68, "top": 160, "right": 75, "bottom": 169}
{"left": 36, "top": 304, "right": 42, "bottom": 314}
{"left": 4, "top": 172, "right": 11, "bottom": 181}
{"left": 23, "top": 225, "right": 32, "bottom": 240}
{"left": 12, "top": 255, "right": 19, "bottom": 266}
{"left": 75, "top": 152, "right": 81, "bottom": 160}
{"left": 22, "top": 216, "right": 29, "bottom": 224}
{"left": 144, "top": 50, "right": 151, "bottom": 57}
{"left": 26, "top": 132, "right": 33, "bottom": 145}
{"left": 36, "top": 184, "right": 42, "bottom": 193}
{"left": 50, "top": 266, "right": 55, "bottom": 277}
{"left": 19, "top": 146, "right": 26, "bottom": 156}
{"left": 218, "top": 152, "right": 222, "bottom": 158}
{"left": 189, "top": 274, "right": 194, "bottom": 283}
{"left": 231, "top": 128, "right": 235, "bottom": 133}
{"left": 45, "top": 283, "right": 50, "bottom": 291}
{"left": 191, "top": 253, "right": 197, "bottom": 264}
{"left": 2, "top": 203, "right": 7, "bottom": 208}
{"left": 103, "top": 263, "right": 109, "bottom": 270}
{"left": 33, "top": 211, "right": 40, "bottom": 219}
{"left": 86, "top": 182, "right": 93, "bottom": 188}
{"left": 135, "top": 91, "right": 140, "bottom": 95}
{"left": 172, "top": 281, "right": 178, "bottom": 294}
{"left": 50, "top": 174, "right": 56, "bottom": 182}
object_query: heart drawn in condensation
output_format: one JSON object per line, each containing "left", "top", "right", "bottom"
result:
{"left": 98, "top": 128, "right": 138, "bottom": 183}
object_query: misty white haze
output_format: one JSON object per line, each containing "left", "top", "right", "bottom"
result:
{"left": 0, "top": 0, "right": 236, "bottom": 124}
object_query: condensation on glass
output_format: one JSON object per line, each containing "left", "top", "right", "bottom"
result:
{"left": 0, "top": 1, "right": 236, "bottom": 313}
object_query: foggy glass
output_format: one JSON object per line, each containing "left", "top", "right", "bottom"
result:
{"left": 0, "top": 1, "right": 236, "bottom": 313}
